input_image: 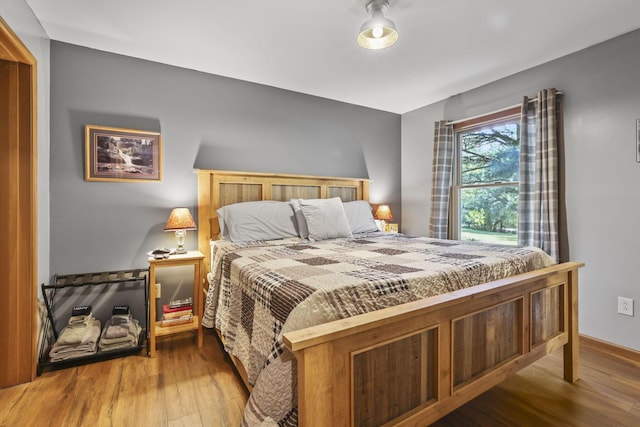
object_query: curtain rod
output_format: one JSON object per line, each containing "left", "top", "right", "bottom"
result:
{"left": 446, "top": 91, "right": 564, "bottom": 126}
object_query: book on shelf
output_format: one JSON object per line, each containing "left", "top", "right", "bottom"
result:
{"left": 161, "top": 313, "right": 193, "bottom": 327}
{"left": 168, "top": 297, "right": 192, "bottom": 309}
{"left": 162, "top": 308, "right": 193, "bottom": 319}
{"left": 162, "top": 304, "right": 193, "bottom": 316}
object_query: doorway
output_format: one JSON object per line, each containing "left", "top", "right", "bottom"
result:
{"left": 0, "top": 17, "right": 38, "bottom": 387}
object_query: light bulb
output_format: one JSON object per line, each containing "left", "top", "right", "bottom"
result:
{"left": 372, "top": 26, "right": 384, "bottom": 38}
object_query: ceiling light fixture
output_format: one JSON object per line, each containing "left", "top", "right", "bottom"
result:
{"left": 357, "top": 0, "right": 399, "bottom": 50}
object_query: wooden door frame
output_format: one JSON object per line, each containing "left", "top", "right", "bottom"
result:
{"left": 0, "top": 16, "right": 38, "bottom": 386}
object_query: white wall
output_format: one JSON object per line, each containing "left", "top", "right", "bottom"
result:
{"left": 402, "top": 29, "right": 640, "bottom": 351}
{"left": 1, "top": 1, "right": 50, "bottom": 288}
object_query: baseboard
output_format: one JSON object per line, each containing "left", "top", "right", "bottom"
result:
{"left": 580, "top": 334, "right": 640, "bottom": 363}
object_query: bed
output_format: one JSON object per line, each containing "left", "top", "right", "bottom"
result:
{"left": 196, "top": 169, "right": 583, "bottom": 426}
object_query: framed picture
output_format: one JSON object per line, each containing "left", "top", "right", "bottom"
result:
{"left": 84, "top": 125, "right": 162, "bottom": 182}
{"left": 385, "top": 223, "right": 399, "bottom": 233}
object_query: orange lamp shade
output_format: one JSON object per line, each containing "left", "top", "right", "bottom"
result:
{"left": 164, "top": 208, "right": 196, "bottom": 231}
{"left": 374, "top": 205, "right": 393, "bottom": 221}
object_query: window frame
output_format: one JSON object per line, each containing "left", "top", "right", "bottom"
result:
{"left": 450, "top": 106, "right": 521, "bottom": 241}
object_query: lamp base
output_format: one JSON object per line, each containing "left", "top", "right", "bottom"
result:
{"left": 174, "top": 229, "right": 187, "bottom": 254}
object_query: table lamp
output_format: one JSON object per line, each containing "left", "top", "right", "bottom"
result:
{"left": 374, "top": 204, "right": 392, "bottom": 231}
{"left": 164, "top": 207, "right": 196, "bottom": 254}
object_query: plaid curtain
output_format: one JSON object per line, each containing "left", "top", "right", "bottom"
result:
{"left": 428, "top": 120, "right": 454, "bottom": 238}
{"left": 518, "top": 98, "right": 536, "bottom": 246}
{"left": 518, "top": 88, "right": 560, "bottom": 262}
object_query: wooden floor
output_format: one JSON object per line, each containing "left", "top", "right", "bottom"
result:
{"left": 1, "top": 331, "right": 639, "bottom": 426}
{"left": 0, "top": 330, "right": 249, "bottom": 427}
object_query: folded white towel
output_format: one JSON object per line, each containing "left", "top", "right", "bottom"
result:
{"left": 67, "top": 313, "right": 94, "bottom": 328}
{"left": 50, "top": 319, "right": 101, "bottom": 361}
{"left": 110, "top": 314, "right": 132, "bottom": 326}
{"left": 56, "top": 318, "right": 101, "bottom": 345}
{"left": 98, "top": 319, "right": 142, "bottom": 351}
{"left": 104, "top": 320, "right": 130, "bottom": 339}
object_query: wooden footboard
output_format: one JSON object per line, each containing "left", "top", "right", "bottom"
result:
{"left": 283, "top": 261, "right": 583, "bottom": 426}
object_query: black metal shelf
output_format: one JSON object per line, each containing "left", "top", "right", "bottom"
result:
{"left": 38, "top": 268, "right": 149, "bottom": 375}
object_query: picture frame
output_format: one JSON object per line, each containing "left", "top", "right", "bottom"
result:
{"left": 385, "top": 223, "right": 399, "bottom": 233}
{"left": 84, "top": 125, "right": 162, "bottom": 182}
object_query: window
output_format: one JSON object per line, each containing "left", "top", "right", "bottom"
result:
{"left": 452, "top": 108, "right": 520, "bottom": 245}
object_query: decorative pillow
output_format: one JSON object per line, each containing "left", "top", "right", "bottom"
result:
{"left": 289, "top": 199, "right": 309, "bottom": 239}
{"left": 216, "top": 201, "right": 298, "bottom": 243}
{"left": 342, "top": 200, "right": 379, "bottom": 234}
{"left": 298, "top": 197, "right": 353, "bottom": 241}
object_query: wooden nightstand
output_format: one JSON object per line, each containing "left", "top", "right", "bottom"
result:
{"left": 148, "top": 250, "right": 205, "bottom": 357}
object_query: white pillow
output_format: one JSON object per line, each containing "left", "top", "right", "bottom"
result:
{"left": 216, "top": 201, "right": 298, "bottom": 243}
{"left": 289, "top": 199, "right": 309, "bottom": 239}
{"left": 298, "top": 197, "right": 353, "bottom": 241}
{"left": 342, "top": 200, "right": 379, "bottom": 234}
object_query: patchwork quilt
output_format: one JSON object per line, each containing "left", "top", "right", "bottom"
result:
{"left": 202, "top": 232, "right": 555, "bottom": 426}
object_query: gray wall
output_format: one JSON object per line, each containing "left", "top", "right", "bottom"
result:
{"left": 402, "top": 29, "right": 640, "bottom": 351}
{"left": 49, "top": 42, "right": 401, "bottom": 275}
{"left": 1, "top": 2, "right": 51, "bottom": 288}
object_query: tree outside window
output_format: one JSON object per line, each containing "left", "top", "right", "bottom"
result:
{"left": 455, "top": 120, "right": 520, "bottom": 244}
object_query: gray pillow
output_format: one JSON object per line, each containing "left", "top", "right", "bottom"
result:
{"left": 289, "top": 199, "right": 309, "bottom": 239}
{"left": 298, "top": 197, "right": 353, "bottom": 241}
{"left": 342, "top": 200, "right": 379, "bottom": 233}
{"left": 216, "top": 201, "right": 298, "bottom": 242}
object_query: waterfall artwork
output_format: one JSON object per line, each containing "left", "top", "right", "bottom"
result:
{"left": 84, "top": 125, "right": 162, "bottom": 182}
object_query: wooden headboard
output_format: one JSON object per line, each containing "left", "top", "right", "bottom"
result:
{"left": 196, "top": 169, "right": 370, "bottom": 272}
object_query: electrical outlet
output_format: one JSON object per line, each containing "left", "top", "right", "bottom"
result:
{"left": 617, "top": 296, "right": 634, "bottom": 316}
{"left": 155, "top": 282, "right": 161, "bottom": 299}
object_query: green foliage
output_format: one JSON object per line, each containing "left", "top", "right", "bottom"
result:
{"left": 461, "top": 186, "right": 518, "bottom": 232}
{"left": 461, "top": 123, "right": 519, "bottom": 185}
{"left": 463, "top": 208, "right": 485, "bottom": 229}
{"left": 459, "top": 122, "right": 520, "bottom": 237}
